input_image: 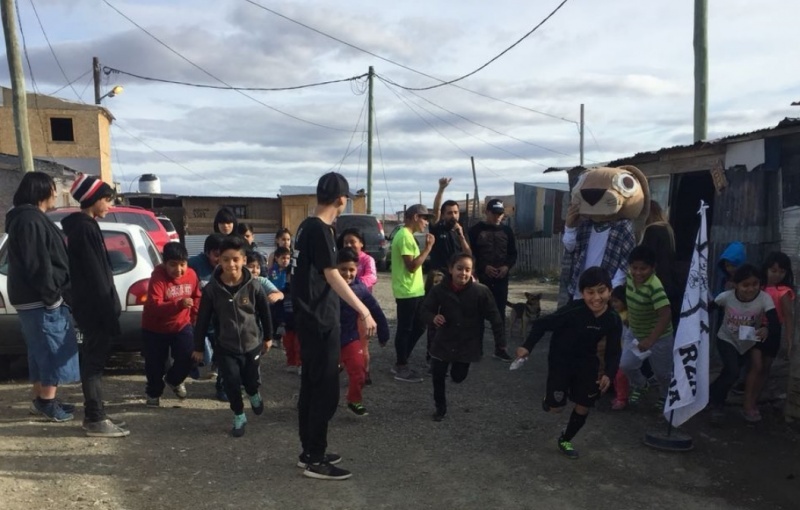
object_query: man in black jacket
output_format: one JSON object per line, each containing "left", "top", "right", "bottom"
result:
{"left": 468, "top": 199, "right": 517, "bottom": 361}
{"left": 62, "top": 174, "right": 128, "bottom": 438}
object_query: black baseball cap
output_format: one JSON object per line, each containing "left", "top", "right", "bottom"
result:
{"left": 317, "top": 172, "right": 353, "bottom": 203}
{"left": 486, "top": 198, "right": 505, "bottom": 214}
{"left": 405, "top": 204, "right": 434, "bottom": 219}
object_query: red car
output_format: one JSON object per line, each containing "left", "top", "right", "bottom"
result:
{"left": 47, "top": 206, "right": 171, "bottom": 251}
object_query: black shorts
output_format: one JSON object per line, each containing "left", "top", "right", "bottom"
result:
{"left": 544, "top": 362, "right": 601, "bottom": 409}
{"left": 754, "top": 332, "right": 780, "bottom": 358}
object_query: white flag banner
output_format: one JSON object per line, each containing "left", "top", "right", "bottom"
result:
{"left": 664, "top": 201, "right": 710, "bottom": 427}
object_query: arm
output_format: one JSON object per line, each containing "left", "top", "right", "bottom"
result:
{"left": 190, "top": 276, "right": 202, "bottom": 324}
{"left": 15, "top": 222, "right": 63, "bottom": 307}
{"left": 362, "top": 292, "right": 390, "bottom": 344}
{"left": 144, "top": 275, "right": 183, "bottom": 319}
{"left": 193, "top": 288, "right": 214, "bottom": 352}
{"left": 762, "top": 308, "right": 780, "bottom": 341}
{"left": 258, "top": 277, "right": 284, "bottom": 303}
{"left": 455, "top": 223, "right": 472, "bottom": 256}
{"left": 402, "top": 233, "right": 434, "bottom": 274}
{"left": 324, "top": 268, "right": 377, "bottom": 334}
{"left": 360, "top": 254, "right": 378, "bottom": 290}
{"left": 432, "top": 177, "right": 451, "bottom": 224}
{"left": 638, "top": 306, "right": 672, "bottom": 350}
{"left": 562, "top": 227, "right": 578, "bottom": 253}
{"left": 419, "top": 290, "right": 439, "bottom": 328}
{"left": 520, "top": 304, "right": 573, "bottom": 354}
{"left": 254, "top": 285, "right": 273, "bottom": 341}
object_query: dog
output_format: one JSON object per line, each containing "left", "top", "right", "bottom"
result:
{"left": 506, "top": 292, "right": 542, "bottom": 339}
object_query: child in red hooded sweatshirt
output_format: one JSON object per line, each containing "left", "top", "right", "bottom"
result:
{"left": 142, "top": 242, "right": 202, "bottom": 406}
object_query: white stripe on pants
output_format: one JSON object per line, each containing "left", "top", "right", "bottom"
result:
{"left": 619, "top": 333, "right": 674, "bottom": 399}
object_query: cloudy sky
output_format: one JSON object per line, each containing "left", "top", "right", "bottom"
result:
{"left": 3, "top": 0, "right": 799, "bottom": 212}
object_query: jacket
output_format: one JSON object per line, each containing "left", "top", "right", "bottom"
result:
{"left": 468, "top": 222, "right": 517, "bottom": 279}
{"left": 357, "top": 251, "right": 378, "bottom": 292}
{"left": 716, "top": 241, "right": 746, "bottom": 294}
{"left": 420, "top": 276, "right": 504, "bottom": 363}
{"left": 340, "top": 278, "right": 389, "bottom": 347}
{"left": 188, "top": 253, "right": 215, "bottom": 286}
{"left": 142, "top": 265, "right": 202, "bottom": 334}
{"left": 193, "top": 266, "right": 272, "bottom": 354}
{"left": 5, "top": 205, "right": 71, "bottom": 309}
{"left": 61, "top": 212, "right": 121, "bottom": 335}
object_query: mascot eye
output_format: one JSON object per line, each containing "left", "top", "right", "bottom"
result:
{"left": 612, "top": 172, "right": 638, "bottom": 198}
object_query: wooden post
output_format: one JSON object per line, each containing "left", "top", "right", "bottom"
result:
{"left": 1, "top": 0, "right": 34, "bottom": 173}
{"left": 93, "top": 56, "right": 102, "bottom": 105}
{"left": 693, "top": 0, "right": 708, "bottom": 141}
{"left": 366, "top": 66, "right": 374, "bottom": 214}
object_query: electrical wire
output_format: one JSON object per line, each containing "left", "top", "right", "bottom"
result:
{"left": 48, "top": 69, "right": 91, "bottom": 96}
{"left": 78, "top": 74, "right": 93, "bottom": 101}
{"left": 28, "top": 0, "right": 83, "bottom": 100}
{"left": 336, "top": 93, "right": 369, "bottom": 171}
{"left": 102, "top": 65, "right": 368, "bottom": 92}
{"left": 371, "top": 103, "right": 395, "bottom": 215}
{"left": 102, "top": 0, "right": 359, "bottom": 132}
{"left": 241, "top": 0, "right": 576, "bottom": 124}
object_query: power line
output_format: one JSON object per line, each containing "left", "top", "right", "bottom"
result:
{"left": 48, "top": 69, "right": 91, "bottom": 96}
{"left": 371, "top": 101, "right": 395, "bottom": 214}
{"left": 78, "top": 74, "right": 93, "bottom": 101}
{"left": 241, "top": 0, "right": 575, "bottom": 124}
{"left": 101, "top": 0, "right": 358, "bottom": 132}
{"left": 336, "top": 93, "right": 369, "bottom": 171}
{"left": 102, "top": 65, "right": 368, "bottom": 92}
{"left": 28, "top": 0, "right": 82, "bottom": 100}
{"left": 391, "top": 0, "right": 569, "bottom": 91}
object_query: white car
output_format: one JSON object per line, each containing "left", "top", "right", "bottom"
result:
{"left": 0, "top": 222, "right": 162, "bottom": 368}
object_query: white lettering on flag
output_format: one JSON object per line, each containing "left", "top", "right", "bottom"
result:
{"left": 664, "top": 201, "right": 710, "bottom": 427}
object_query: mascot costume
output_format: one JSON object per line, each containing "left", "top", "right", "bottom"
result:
{"left": 560, "top": 165, "right": 650, "bottom": 303}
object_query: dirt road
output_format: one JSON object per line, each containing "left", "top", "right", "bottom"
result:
{"left": 0, "top": 274, "right": 797, "bottom": 509}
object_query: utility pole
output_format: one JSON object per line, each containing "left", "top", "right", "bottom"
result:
{"left": 693, "top": 0, "right": 708, "bottom": 142}
{"left": 579, "top": 104, "right": 585, "bottom": 166}
{"left": 366, "top": 66, "right": 374, "bottom": 214}
{"left": 1, "top": 0, "right": 34, "bottom": 173}
{"left": 470, "top": 156, "right": 479, "bottom": 219}
{"left": 93, "top": 56, "right": 102, "bottom": 105}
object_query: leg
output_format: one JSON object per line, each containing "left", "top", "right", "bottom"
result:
{"left": 80, "top": 329, "right": 113, "bottom": 422}
{"left": 613, "top": 370, "right": 630, "bottom": 406}
{"left": 619, "top": 346, "right": 647, "bottom": 389}
{"left": 165, "top": 326, "right": 195, "bottom": 387}
{"left": 217, "top": 352, "right": 245, "bottom": 415}
{"left": 394, "top": 298, "right": 412, "bottom": 367}
{"left": 648, "top": 334, "right": 675, "bottom": 400}
{"left": 561, "top": 406, "right": 589, "bottom": 442}
{"left": 341, "top": 341, "right": 366, "bottom": 404}
{"left": 744, "top": 348, "right": 772, "bottom": 415}
{"left": 242, "top": 348, "right": 262, "bottom": 397}
{"left": 283, "top": 330, "right": 301, "bottom": 367}
{"left": 142, "top": 330, "right": 169, "bottom": 398}
{"left": 490, "top": 278, "right": 509, "bottom": 350}
{"left": 709, "top": 339, "right": 743, "bottom": 407}
{"left": 404, "top": 297, "right": 426, "bottom": 362}
{"left": 450, "top": 362, "right": 471, "bottom": 384}
{"left": 431, "top": 358, "right": 450, "bottom": 416}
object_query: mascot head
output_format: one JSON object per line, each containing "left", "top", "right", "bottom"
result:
{"left": 570, "top": 165, "right": 650, "bottom": 225}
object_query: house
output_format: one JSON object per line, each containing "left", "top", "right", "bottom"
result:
{"left": 0, "top": 87, "right": 114, "bottom": 183}
{"left": 0, "top": 154, "right": 78, "bottom": 232}
{"left": 514, "top": 170, "right": 570, "bottom": 238}
{"left": 279, "top": 186, "right": 366, "bottom": 235}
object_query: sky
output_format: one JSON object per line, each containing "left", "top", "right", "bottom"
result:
{"left": 2, "top": 0, "right": 799, "bottom": 213}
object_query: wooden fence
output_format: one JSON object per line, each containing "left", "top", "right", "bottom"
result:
{"left": 513, "top": 237, "right": 563, "bottom": 275}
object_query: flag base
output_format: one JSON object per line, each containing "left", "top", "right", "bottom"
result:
{"left": 643, "top": 429, "right": 694, "bottom": 452}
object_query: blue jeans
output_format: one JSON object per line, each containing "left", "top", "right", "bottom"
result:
{"left": 18, "top": 305, "right": 80, "bottom": 386}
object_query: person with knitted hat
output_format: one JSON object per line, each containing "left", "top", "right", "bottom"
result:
{"left": 62, "top": 173, "right": 129, "bottom": 438}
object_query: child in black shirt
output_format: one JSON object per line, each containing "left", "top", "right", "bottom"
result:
{"left": 516, "top": 266, "right": 621, "bottom": 459}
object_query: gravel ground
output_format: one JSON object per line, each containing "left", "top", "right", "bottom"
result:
{"left": 0, "top": 274, "right": 798, "bottom": 510}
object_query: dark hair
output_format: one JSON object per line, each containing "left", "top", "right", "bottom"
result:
{"left": 425, "top": 270, "right": 445, "bottom": 294}
{"left": 337, "top": 227, "right": 364, "bottom": 250}
{"left": 274, "top": 246, "right": 291, "bottom": 258}
{"left": 219, "top": 235, "right": 246, "bottom": 255}
{"left": 762, "top": 251, "right": 794, "bottom": 287}
{"left": 448, "top": 252, "right": 474, "bottom": 268}
{"left": 578, "top": 266, "right": 612, "bottom": 291}
{"left": 731, "top": 263, "right": 761, "bottom": 285}
{"left": 203, "top": 233, "right": 226, "bottom": 254}
{"left": 245, "top": 250, "right": 260, "bottom": 266}
{"left": 275, "top": 228, "right": 292, "bottom": 245}
{"left": 440, "top": 200, "right": 459, "bottom": 214}
{"left": 162, "top": 242, "right": 188, "bottom": 262}
{"left": 628, "top": 245, "right": 656, "bottom": 267}
{"left": 611, "top": 285, "right": 626, "bottom": 306}
{"left": 213, "top": 208, "right": 238, "bottom": 233}
{"left": 13, "top": 171, "right": 55, "bottom": 207}
{"left": 237, "top": 223, "right": 253, "bottom": 236}
{"left": 337, "top": 247, "right": 359, "bottom": 265}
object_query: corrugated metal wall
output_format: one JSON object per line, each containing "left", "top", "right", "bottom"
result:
{"left": 184, "top": 234, "right": 276, "bottom": 257}
{"left": 513, "top": 237, "right": 562, "bottom": 275}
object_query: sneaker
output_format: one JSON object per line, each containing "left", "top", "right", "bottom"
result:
{"left": 347, "top": 402, "right": 368, "bottom": 416}
{"left": 628, "top": 386, "right": 648, "bottom": 405}
{"left": 206, "top": 366, "right": 219, "bottom": 380}
{"left": 167, "top": 381, "right": 187, "bottom": 399}
{"left": 557, "top": 437, "right": 579, "bottom": 459}
{"left": 394, "top": 367, "right": 423, "bottom": 383}
{"left": 29, "top": 399, "right": 76, "bottom": 415}
{"left": 653, "top": 397, "right": 666, "bottom": 411}
{"left": 249, "top": 393, "right": 264, "bottom": 416}
{"left": 432, "top": 410, "right": 446, "bottom": 422}
{"left": 611, "top": 399, "right": 627, "bottom": 411}
{"left": 303, "top": 461, "right": 352, "bottom": 481}
{"left": 84, "top": 419, "right": 130, "bottom": 438}
{"left": 145, "top": 396, "right": 160, "bottom": 407}
{"left": 742, "top": 408, "right": 762, "bottom": 423}
{"left": 216, "top": 388, "right": 229, "bottom": 402}
{"left": 33, "top": 399, "right": 74, "bottom": 422}
{"left": 493, "top": 348, "right": 513, "bottom": 362}
{"left": 297, "top": 453, "right": 342, "bottom": 469}
{"left": 731, "top": 382, "right": 745, "bottom": 396}
{"left": 231, "top": 413, "right": 247, "bottom": 437}
{"left": 390, "top": 364, "right": 399, "bottom": 375}
{"left": 82, "top": 416, "right": 127, "bottom": 430}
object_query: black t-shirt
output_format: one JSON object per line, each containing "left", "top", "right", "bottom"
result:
{"left": 290, "top": 217, "right": 339, "bottom": 329}
{"left": 429, "top": 221, "right": 461, "bottom": 271}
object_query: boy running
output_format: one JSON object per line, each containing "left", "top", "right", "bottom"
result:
{"left": 516, "top": 266, "right": 621, "bottom": 459}
{"left": 142, "top": 242, "right": 201, "bottom": 407}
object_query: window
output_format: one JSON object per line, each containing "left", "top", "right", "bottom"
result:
{"left": 139, "top": 231, "right": 162, "bottom": 268}
{"left": 224, "top": 205, "right": 247, "bottom": 219}
{"left": 50, "top": 117, "right": 75, "bottom": 142}
{"left": 101, "top": 232, "right": 136, "bottom": 274}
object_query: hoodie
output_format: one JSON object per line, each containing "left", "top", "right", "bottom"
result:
{"left": 142, "top": 264, "right": 202, "bottom": 334}
{"left": 4, "top": 205, "right": 71, "bottom": 309}
{"left": 193, "top": 266, "right": 272, "bottom": 354}
{"left": 339, "top": 278, "right": 389, "bottom": 347}
{"left": 61, "top": 212, "right": 121, "bottom": 334}
{"left": 716, "top": 241, "right": 746, "bottom": 294}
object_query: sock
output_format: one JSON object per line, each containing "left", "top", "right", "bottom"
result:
{"left": 561, "top": 410, "right": 588, "bottom": 441}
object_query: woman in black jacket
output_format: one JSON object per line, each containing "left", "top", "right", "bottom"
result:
{"left": 420, "top": 253, "right": 505, "bottom": 421}
{"left": 6, "top": 172, "right": 79, "bottom": 422}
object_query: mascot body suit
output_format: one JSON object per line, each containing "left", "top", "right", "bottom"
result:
{"left": 561, "top": 165, "right": 650, "bottom": 301}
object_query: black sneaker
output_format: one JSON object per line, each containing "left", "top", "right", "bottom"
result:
{"left": 249, "top": 393, "right": 264, "bottom": 416}
{"left": 432, "top": 410, "right": 446, "bottom": 422}
{"left": 84, "top": 419, "right": 130, "bottom": 438}
{"left": 347, "top": 402, "right": 368, "bottom": 416}
{"left": 82, "top": 416, "right": 127, "bottom": 430}
{"left": 303, "top": 461, "right": 352, "bottom": 480}
{"left": 297, "top": 453, "right": 342, "bottom": 469}
{"left": 493, "top": 349, "right": 513, "bottom": 362}
{"left": 557, "top": 437, "right": 579, "bottom": 459}
{"left": 167, "top": 381, "right": 188, "bottom": 399}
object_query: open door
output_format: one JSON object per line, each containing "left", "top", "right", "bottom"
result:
{"left": 669, "top": 171, "right": 716, "bottom": 285}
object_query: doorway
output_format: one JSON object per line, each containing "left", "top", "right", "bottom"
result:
{"left": 669, "top": 170, "right": 716, "bottom": 279}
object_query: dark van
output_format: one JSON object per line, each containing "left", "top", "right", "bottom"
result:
{"left": 334, "top": 214, "right": 388, "bottom": 270}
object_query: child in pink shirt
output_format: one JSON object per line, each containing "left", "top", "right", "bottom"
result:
{"left": 338, "top": 228, "right": 377, "bottom": 292}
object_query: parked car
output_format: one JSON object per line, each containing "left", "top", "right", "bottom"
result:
{"left": 156, "top": 215, "right": 180, "bottom": 242}
{"left": 385, "top": 224, "right": 430, "bottom": 271}
{"left": 0, "top": 223, "right": 162, "bottom": 369}
{"left": 46, "top": 206, "right": 171, "bottom": 251}
{"left": 334, "top": 214, "right": 388, "bottom": 270}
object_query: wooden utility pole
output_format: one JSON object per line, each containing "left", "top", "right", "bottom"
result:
{"left": 93, "top": 56, "right": 102, "bottom": 105}
{"left": 470, "top": 156, "right": 479, "bottom": 219}
{"left": 366, "top": 66, "right": 374, "bottom": 214}
{"left": 579, "top": 104, "right": 585, "bottom": 165}
{"left": 693, "top": 0, "right": 708, "bottom": 141}
{"left": 1, "top": 0, "right": 34, "bottom": 172}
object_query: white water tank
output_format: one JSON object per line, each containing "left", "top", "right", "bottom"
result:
{"left": 138, "top": 174, "right": 161, "bottom": 194}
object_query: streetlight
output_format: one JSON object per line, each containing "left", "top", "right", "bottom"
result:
{"left": 98, "top": 85, "right": 124, "bottom": 103}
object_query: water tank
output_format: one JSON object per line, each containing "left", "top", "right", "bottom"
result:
{"left": 138, "top": 174, "right": 161, "bottom": 194}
